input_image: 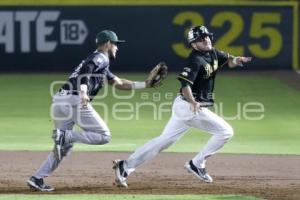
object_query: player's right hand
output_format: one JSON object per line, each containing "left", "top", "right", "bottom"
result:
{"left": 80, "top": 92, "right": 90, "bottom": 107}
{"left": 190, "top": 101, "right": 201, "bottom": 115}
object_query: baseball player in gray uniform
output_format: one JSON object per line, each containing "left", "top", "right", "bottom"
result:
{"left": 27, "top": 30, "right": 156, "bottom": 192}
{"left": 113, "top": 25, "right": 252, "bottom": 187}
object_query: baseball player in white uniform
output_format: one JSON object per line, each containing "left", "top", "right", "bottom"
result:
{"left": 113, "top": 25, "right": 252, "bottom": 187}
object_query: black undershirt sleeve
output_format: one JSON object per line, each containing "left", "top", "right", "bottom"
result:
{"left": 179, "top": 79, "right": 192, "bottom": 88}
{"left": 178, "top": 60, "right": 201, "bottom": 86}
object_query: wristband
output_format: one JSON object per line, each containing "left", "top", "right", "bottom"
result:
{"left": 80, "top": 84, "right": 88, "bottom": 93}
{"left": 133, "top": 81, "right": 146, "bottom": 89}
{"left": 232, "top": 57, "right": 238, "bottom": 65}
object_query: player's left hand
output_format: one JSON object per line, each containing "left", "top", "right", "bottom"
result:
{"left": 235, "top": 56, "right": 252, "bottom": 66}
{"left": 146, "top": 61, "right": 168, "bottom": 88}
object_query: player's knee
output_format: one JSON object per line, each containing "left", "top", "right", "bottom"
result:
{"left": 216, "top": 125, "right": 234, "bottom": 140}
{"left": 224, "top": 126, "right": 234, "bottom": 139}
{"left": 93, "top": 135, "right": 111, "bottom": 145}
{"left": 102, "top": 134, "right": 111, "bottom": 144}
{"left": 97, "top": 131, "right": 111, "bottom": 144}
{"left": 102, "top": 129, "right": 110, "bottom": 135}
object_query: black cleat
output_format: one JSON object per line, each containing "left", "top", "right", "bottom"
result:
{"left": 184, "top": 160, "right": 213, "bottom": 183}
{"left": 27, "top": 176, "right": 54, "bottom": 192}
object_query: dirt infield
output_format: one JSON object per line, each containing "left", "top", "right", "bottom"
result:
{"left": 0, "top": 152, "right": 299, "bottom": 199}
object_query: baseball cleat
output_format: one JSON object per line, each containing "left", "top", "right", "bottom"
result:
{"left": 52, "top": 129, "right": 65, "bottom": 161}
{"left": 184, "top": 160, "right": 213, "bottom": 183}
{"left": 113, "top": 159, "right": 128, "bottom": 188}
{"left": 27, "top": 176, "right": 54, "bottom": 192}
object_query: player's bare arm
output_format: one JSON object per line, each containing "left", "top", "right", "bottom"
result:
{"left": 108, "top": 77, "right": 145, "bottom": 90}
{"left": 108, "top": 77, "right": 150, "bottom": 90}
{"left": 108, "top": 62, "right": 168, "bottom": 90}
{"left": 79, "top": 84, "right": 90, "bottom": 106}
{"left": 181, "top": 86, "right": 201, "bottom": 114}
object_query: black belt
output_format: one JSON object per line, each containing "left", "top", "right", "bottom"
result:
{"left": 59, "top": 89, "right": 79, "bottom": 95}
{"left": 179, "top": 95, "right": 213, "bottom": 107}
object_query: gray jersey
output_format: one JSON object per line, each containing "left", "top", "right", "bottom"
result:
{"left": 62, "top": 50, "right": 115, "bottom": 99}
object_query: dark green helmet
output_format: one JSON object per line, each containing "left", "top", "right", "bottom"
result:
{"left": 95, "top": 30, "right": 125, "bottom": 45}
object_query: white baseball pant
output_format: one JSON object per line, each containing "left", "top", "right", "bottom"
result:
{"left": 124, "top": 96, "right": 233, "bottom": 174}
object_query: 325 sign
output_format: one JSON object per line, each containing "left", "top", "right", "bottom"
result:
{"left": 172, "top": 11, "right": 284, "bottom": 59}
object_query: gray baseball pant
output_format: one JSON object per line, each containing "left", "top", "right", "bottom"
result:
{"left": 34, "top": 94, "right": 111, "bottom": 178}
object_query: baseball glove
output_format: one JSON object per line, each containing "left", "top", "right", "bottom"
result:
{"left": 146, "top": 61, "right": 168, "bottom": 88}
